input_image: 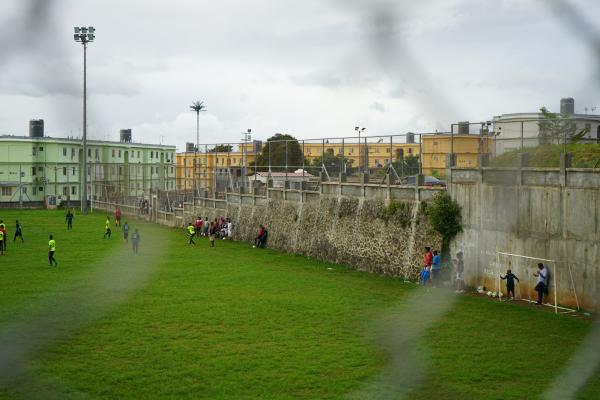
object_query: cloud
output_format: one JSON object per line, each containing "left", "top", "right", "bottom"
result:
{"left": 369, "top": 101, "right": 386, "bottom": 112}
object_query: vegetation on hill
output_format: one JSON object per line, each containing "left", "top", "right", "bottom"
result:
{"left": 490, "top": 143, "right": 600, "bottom": 168}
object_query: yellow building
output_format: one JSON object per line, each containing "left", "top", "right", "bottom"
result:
{"left": 176, "top": 149, "right": 257, "bottom": 192}
{"left": 175, "top": 135, "right": 491, "bottom": 190}
{"left": 421, "top": 134, "right": 492, "bottom": 176}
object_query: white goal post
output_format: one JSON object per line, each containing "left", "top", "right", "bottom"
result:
{"left": 495, "top": 251, "right": 580, "bottom": 314}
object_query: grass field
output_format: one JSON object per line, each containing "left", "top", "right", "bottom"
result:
{"left": 0, "top": 210, "right": 598, "bottom": 399}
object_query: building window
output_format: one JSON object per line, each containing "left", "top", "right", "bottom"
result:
{"left": 21, "top": 187, "right": 27, "bottom": 194}
{"left": 63, "top": 147, "right": 67, "bottom": 156}
{"left": 71, "top": 186, "right": 76, "bottom": 195}
{"left": 63, "top": 167, "right": 67, "bottom": 176}
{"left": 137, "top": 151, "right": 140, "bottom": 158}
{"left": 119, "top": 166, "right": 123, "bottom": 176}
{"left": 32, "top": 167, "right": 36, "bottom": 176}
{"left": 72, "top": 167, "right": 76, "bottom": 176}
{"left": 408, "top": 148, "right": 413, "bottom": 154}
{"left": 88, "top": 149, "right": 91, "bottom": 157}
{"left": 150, "top": 152, "right": 154, "bottom": 159}
{"left": 112, "top": 149, "right": 116, "bottom": 157}
{"left": 95, "top": 149, "right": 99, "bottom": 159}
{"left": 39, "top": 186, "right": 43, "bottom": 192}
{"left": 1, "top": 187, "right": 12, "bottom": 196}
{"left": 32, "top": 147, "right": 37, "bottom": 155}
{"left": 39, "top": 146, "right": 44, "bottom": 151}
{"left": 63, "top": 186, "right": 69, "bottom": 196}
{"left": 118, "top": 150, "right": 122, "bottom": 157}
{"left": 33, "top": 187, "right": 37, "bottom": 195}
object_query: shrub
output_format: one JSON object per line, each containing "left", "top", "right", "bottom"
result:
{"left": 381, "top": 200, "right": 413, "bottom": 228}
{"left": 425, "top": 192, "right": 462, "bottom": 245}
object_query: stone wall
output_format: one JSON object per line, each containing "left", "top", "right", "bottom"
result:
{"left": 449, "top": 167, "right": 600, "bottom": 311}
{"left": 184, "top": 193, "right": 442, "bottom": 280}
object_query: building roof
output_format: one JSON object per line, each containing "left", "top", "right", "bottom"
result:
{"left": 0, "top": 135, "right": 176, "bottom": 149}
{"left": 251, "top": 172, "right": 315, "bottom": 178}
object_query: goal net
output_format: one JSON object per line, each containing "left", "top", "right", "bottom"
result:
{"left": 495, "top": 252, "right": 579, "bottom": 314}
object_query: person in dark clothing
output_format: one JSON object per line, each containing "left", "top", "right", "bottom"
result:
{"left": 14, "top": 220, "right": 24, "bottom": 243}
{"left": 65, "top": 210, "right": 74, "bottom": 230}
{"left": 500, "top": 269, "right": 520, "bottom": 300}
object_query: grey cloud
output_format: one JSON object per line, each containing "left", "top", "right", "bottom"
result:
{"left": 369, "top": 101, "right": 386, "bottom": 112}
{"left": 291, "top": 70, "right": 344, "bottom": 88}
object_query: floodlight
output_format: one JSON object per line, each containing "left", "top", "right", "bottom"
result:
{"left": 87, "top": 34, "right": 95, "bottom": 41}
{"left": 74, "top": 34, "right": 80, "bottom": 41}
{"left": 74, "top": 27, "right": 80, "bottom": 33}
{"left": 88, "top": 26, "right": 95, "bottom": 33}
{"left": 81, "top": 27, "right": 88, "bottom": 34}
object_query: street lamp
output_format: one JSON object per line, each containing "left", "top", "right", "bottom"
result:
{"left": 242, "top": 129, "right": 251, "bottom": 191}
{"left": 355, "top": 126, "right": 366, "bottom": 173}
{"left": 73, "top": 26, "right": 95, "bottom": 214}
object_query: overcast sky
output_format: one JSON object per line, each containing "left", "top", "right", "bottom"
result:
{"left": 1, "top": 0, "right": 599, "bottom": 150}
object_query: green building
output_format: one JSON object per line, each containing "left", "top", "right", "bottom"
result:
{"left": 0, "top": 133, "right": 176, "bottom": 206}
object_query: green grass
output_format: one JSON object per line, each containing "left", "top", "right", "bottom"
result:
{"left": 0, "top": 210, "right": 598, "bottom": 399}
{"left": 491, "top": 143, "right": 600, "bottom": 168}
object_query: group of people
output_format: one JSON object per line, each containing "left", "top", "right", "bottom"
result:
{"left": 0, "top": 220, "right": 24, "bottom": 255}
{"left": 500, "top": 263, "right": 549, "bottom": 305}
{"left": 186, "top": 216, "right": 234, "bottom": 247}
{"left": 104, "top": 208, "right": 141, "bottom": 254}
{"left": 422, "top": 245, "right": 551, "bottom": 306}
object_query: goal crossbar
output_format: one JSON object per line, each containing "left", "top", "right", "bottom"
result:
{"left": 495, "top": 251, "right": 579, "bottom": 314}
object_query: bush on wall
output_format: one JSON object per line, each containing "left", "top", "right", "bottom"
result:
{"left": 425, "top": 192, "right": 463, "bottom": 246}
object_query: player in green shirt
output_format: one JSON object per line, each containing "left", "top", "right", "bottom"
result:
{"left": 48, "top": 235, "right": 58, "bottom": 266}
{"left": 0, "top": 227, "right": 4, "bottom": 255}
{"left": 103, "top": 216, "right": 112, "bottom": 238}
{"left": 187, "top": 222, "right": 196, "bottom": 245}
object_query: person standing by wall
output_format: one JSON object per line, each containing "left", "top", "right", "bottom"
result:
{"left": 501, "top": 269, "right": 520, "bottom": 300}
{"left": 431, "top": 250, "right": 441, "bottom": 286}
{"left": 421, "top": 246, "right": 433, "bottom": 286}
{"left": 533, "top": 263, "right": 549, "bottom": 305}
{"left": 454, "top": 251, "right": 464, "bottom": 292}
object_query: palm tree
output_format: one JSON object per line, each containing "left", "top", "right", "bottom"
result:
{"left": 189, "top": 101, "right": 207, "bottom": 152}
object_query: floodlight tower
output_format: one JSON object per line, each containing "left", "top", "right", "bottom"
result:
{"left": 73, "top": 26, "right": 95, "bottom": 214}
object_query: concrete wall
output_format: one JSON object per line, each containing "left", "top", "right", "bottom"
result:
{"left": 449, "top": 167, "right": 600, "bottom": 311}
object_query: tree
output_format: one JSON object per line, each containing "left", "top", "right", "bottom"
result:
{"left": 252, "top": 133, "right": 306, "bottom": 172}
{"left": 426, "top": 191, "right": 463, "bottom": 253}
{"left": 538, "top": 107, "right": 589, "bottom": 145}
{"left": 208, "top": 144, "right": 233, "bottom": 153}
{"left": 311, "top": 149, "right": 353, "bottom": 175}
{"left": 391, "top": 154, "right": 420, "bottom": 177}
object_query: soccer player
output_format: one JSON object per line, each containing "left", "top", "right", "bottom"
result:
{"left": 65, "top": 210, "right": 74, "bottom": 230}
{"left": 533, "top": 263, "right": 549, "bottom": 305}
{"left": 0, "top": 221, "right": 7, "bottom": 251}
{"left": 226, "top": 218, "right": 233, "bottom": 240}
{"left": 14, "top": 220, "right": 24, "bottom": 243}
{"left": 0, "top": 227, "right": 4, "bottom": 255}
{"left": 501, "top": 269, "right": 520, "bottom": 300}
{"left": 115, "top": 207, "right": 122, "bottom": 227}
{"left": 123, "top": 221, "right": 130, "bottom": 242}
{"left": 131, "top": 229, "right": 140, "bottom": 254}
{"left": 431, "top": 250, "right": 441, "bottom": 286}
{"left": 48, "top": 235, "right": 58, "bottom": 267}
{"left": 103, "top": 216, "right": 112, "bottom": 238}
{"left": 187, "top": 222, "right": 196, "bottom": 245}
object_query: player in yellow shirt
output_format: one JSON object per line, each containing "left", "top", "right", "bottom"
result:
{"left": 187, "top": 222, "right": 196, "bottom": 245}
{"left": 103, "top": 216, "right": 112, "bottom": 238}
{"left": 48, "top": 235, "right": 58, "bottom": 267}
